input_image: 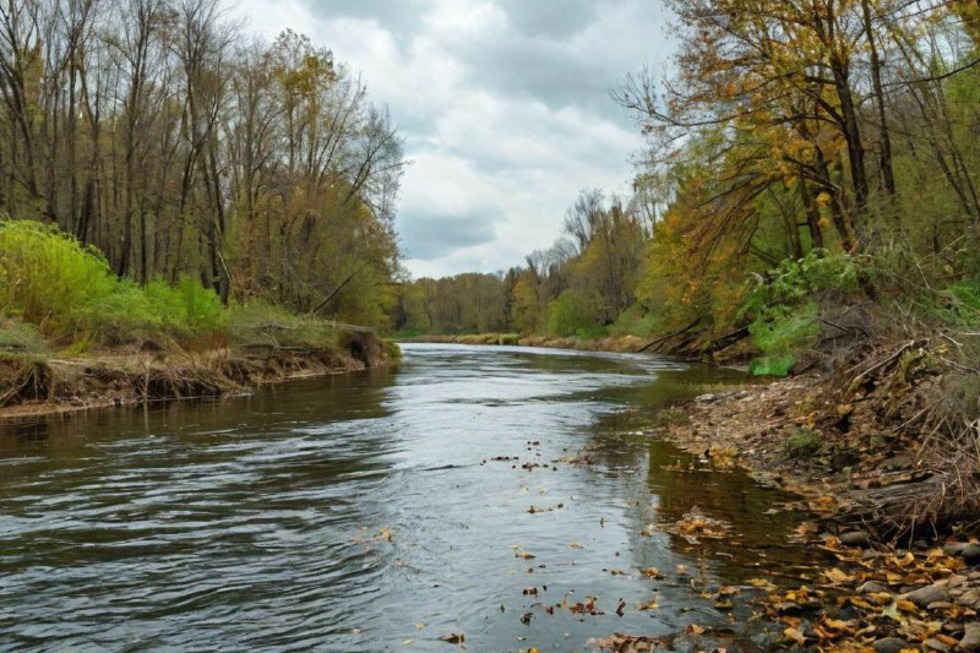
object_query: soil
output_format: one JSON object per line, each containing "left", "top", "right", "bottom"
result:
{"left": 404, "top": 333, "right": 652, "bottom": 353}
{"left": 0, "top": 331, "right": 392, "bottom": 423}
{"left": 643, "top": 365, "right": 980, "bottom": 652}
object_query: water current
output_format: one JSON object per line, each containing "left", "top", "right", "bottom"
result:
{"left": 0, "top": 344, "right": 812, "bottom": 651}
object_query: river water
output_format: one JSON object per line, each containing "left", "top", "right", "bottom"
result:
{"left": 0, "top": 344, "right": 811, "bottom": 652}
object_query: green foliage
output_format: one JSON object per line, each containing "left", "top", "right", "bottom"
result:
{"left": 0, "top": 220, "right": 117, "bottom": 334}
{"left": 227, "top": 302, "right": 339, "bottom": 350}
{"left": 740, "top": 251, "right": 863, "bottom": 375}
{"left": 609, "top": 304, "right": 661, "bottom": 337}
{"left": 748, "top": 353, "right": 799, "bottom": 377}
{"left": 786, "top": 429, "right": 823, "bottom": 458}
{"left": 0, "top": 219, "right": 227, "bottom": 348}
{"left": 0, "top": 318, "right": 47, "bottom": 355}
{"left": 545, "top": 290, "right": 599, "bottom": 338}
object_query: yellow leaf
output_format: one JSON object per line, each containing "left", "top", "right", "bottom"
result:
{"left": 824, "top": 568, "right": 853, "bottom": 584}
{"left": 784, "top": 627, "right": 807, "bottom": 646}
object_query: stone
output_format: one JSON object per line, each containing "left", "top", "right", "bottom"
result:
{"left": 943, "top": 542, "right": 970, "bottom": 556}
{"left": 960, "top": 624, "right": 980, "bottom": 652}
{"left": 905, "top": 584, "right": 950, "bottom": 608}
{"left": 958, "top": 589, "right": 980, "bottom": 609}
{"left": 873, "top": 637, "right": 910, "bottom": 653}
{"left": 962, "top": 544, "right": 980, "bottom": 566}
{"left": 857, "top": 581, "right": 889, "bottom": 594}
{"left": 923, "top": 638, "right": 950, "bottom": 652}
{"left": 839, "top": 530, "right": 871, "bottom": 547}
{"left": 947, "top": 574, "right": 967, "bottom": 589}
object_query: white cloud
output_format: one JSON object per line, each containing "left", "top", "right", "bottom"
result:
{"left": 231, "top": 0, "right": 675, "bottom": 278}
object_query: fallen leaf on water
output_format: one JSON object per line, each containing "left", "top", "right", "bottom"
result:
{"left": 569, "top": 542, "right": 584, "bottom": 549}
{"left": 589, "top": 634, "right": 662, "bottom": 652}
{"left": 746, "top": 577, "right": 777, "bottom": 591}
{"left": 439, "top": 632, "right": 465, "bottom": 645}
{"left": 615, "top": 599, "right": 626, "bottom": 617}
{"left": 415, "top": 622, "right": 427, "bottom": 630}
{"left": 638, "top": 598, "right": 659, "bottom": 611}
{"left": 640, "top": 567, "right": 664, "bottom": 580}
{"left": 686, "top": 624, "right": 705, "bottom": 635}
{"left": 403, "top": 639, "right": 413, "bottom": 646}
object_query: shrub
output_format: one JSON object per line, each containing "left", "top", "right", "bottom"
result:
{"left": 546, "top": 290, "right": 599, "bottom": 338}
{"left": 787, "top": 429, "right": 823, "bottom": 457}
{"left": 740, "top": 251, "right": 861, "bottom": 376}
{"left": 0, "top": 219, "right": 227, "bottom": 349}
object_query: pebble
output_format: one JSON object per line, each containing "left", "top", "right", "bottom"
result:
{"left": 857, "top": 581, "right": 889, "bottom": 594}
{"left": 906, "top": 584, "right": 950, "bottom": 608}
{"left": 944, "top": 542, "right": 970, "bottom": 556}
{"left": 960, "top": 623, "right": 980, "bottom": 652}
{"left": 963, "top": 544, "right": 980, "bottom": 566}
{"left": 873, "top": 637, "right": 910, "bottom": 653}
{"left": 958, "top": 589, "right": 980, "bottom": 609}
{"left": 839, "top": 530, "right": 870, "bottom": 547}
{"left": 923, "top": 638, "right": 950, "bottom": 652}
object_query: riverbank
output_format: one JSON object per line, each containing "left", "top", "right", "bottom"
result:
{"left": 0, "top": 331, "right": 395, "bottom": 423}
{"left": 645, "top": 352, "right": 980, "bottom": 651}
{"left": 402, "top": 332, "right": 653, "bottom": 354}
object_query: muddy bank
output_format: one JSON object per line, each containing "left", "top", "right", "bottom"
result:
{"left": 644, "top": 367, "right": 980, "bottom": 652}
{"left": 0, "top": 331, "right": 394, "bottom": 423}
{"left": 403, "top": 332, "right": 653, "bottom": 353}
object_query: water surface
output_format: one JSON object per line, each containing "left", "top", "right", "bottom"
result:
{"left": 0, "top": 344, "right": 808, "bottom": 651}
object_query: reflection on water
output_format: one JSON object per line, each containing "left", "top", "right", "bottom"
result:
{"left": 0, "top": 344, "right": 803, "bottom": 651}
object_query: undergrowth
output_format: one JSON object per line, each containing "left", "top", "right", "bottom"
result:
{"left": 0, "top": 219, "right": 226, "bottom": 349}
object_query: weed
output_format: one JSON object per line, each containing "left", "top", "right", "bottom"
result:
{"left": 787, "top": 429, "right": 823, "bottom": 457}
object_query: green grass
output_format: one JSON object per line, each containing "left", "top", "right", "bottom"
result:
{"left": 226, "top": 303, "right": 340, "bottom": 350}
{"left": 0, "top": 219, "right": 226, "bottom": 349}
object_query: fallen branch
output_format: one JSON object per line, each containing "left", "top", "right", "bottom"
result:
{"left": 635, "top": 317, "right": 703, "bottom": 354}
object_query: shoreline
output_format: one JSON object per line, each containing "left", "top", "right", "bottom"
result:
{"left": 644, "top": 374, "right": 980, "bottom": 652}
{"left": 402, "top": 333, "right": 680, "bottom": 356}
{"left": 0, "top": 333, "right": 395, "bottom": 425}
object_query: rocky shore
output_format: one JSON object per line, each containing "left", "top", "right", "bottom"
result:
{"left": 646, "top": 372, "right": 980, "bottom": 652}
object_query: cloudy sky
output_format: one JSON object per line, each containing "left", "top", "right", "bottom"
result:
{"left": 232, "top": 0, "right": 676, "bottom": 279}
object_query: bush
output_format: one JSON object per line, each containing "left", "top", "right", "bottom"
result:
{"left": 741, "top": 251, "right": 861, "bottom": 376}
{"left": 546, "top": 290, "right": 600, "bottom": 338}
{"left": 0, "top": 219, "right": 227, "bottom": 348}
{"left": 227, "top": 302, "right": 339, "bottom": 350}
{"left": 787, "top": 429, "right": 822, "bottom": 457}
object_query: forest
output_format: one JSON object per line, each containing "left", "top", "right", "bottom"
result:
{"left": 0, "top": 0, "right": 404, "bottom": 354}
{"left": 395, "top": 0, "right": 980, "bottom": 376}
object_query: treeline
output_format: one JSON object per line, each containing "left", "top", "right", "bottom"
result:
{"left": 392, "top": 190, "right": 649, "bottom": 338}
{"left": 0, "top": 0, "right": 404, "bottom": 326}
{"left": 395, "top": 0, "right": 980, "bottom": 371}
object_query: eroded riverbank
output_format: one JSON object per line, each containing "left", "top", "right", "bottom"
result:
{"left": 0, "top": 331, "right": 393, "bottom": 423}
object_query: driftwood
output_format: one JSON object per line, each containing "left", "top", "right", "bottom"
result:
{"left": 846, "top": 468, "right": 980, "bottom": 539}
{"left": 701, "top": 325, "right": 751, "bottom": 357}
{"left": 635, "top": 317, "right": 703, "bottom": 354}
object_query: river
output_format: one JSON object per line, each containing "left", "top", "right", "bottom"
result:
{"left": 0, "top": 344, "right": 811, "bottom": 652}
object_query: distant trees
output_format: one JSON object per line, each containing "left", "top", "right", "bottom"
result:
{"left": 393, "top": 190, "right": 646, "bottom": 337}
{"left": 0, "top": 0, "right": 404, "bottom": 326}
{"left": 395, "top": 0, "right": 980, "bottom": 352}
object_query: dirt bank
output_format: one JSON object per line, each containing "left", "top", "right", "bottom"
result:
{"left": 0, "top": 331, "right": 394, "bottom": 423}
{"left": 644, "top": 357, "right": 980, "bottom": 652}
{"left": 403, "top": 333, "right": 653, "bottom": 354}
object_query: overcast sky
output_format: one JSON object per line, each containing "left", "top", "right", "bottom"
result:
{"left": 232, "top": 0, "right": 676, "bottom": 279}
